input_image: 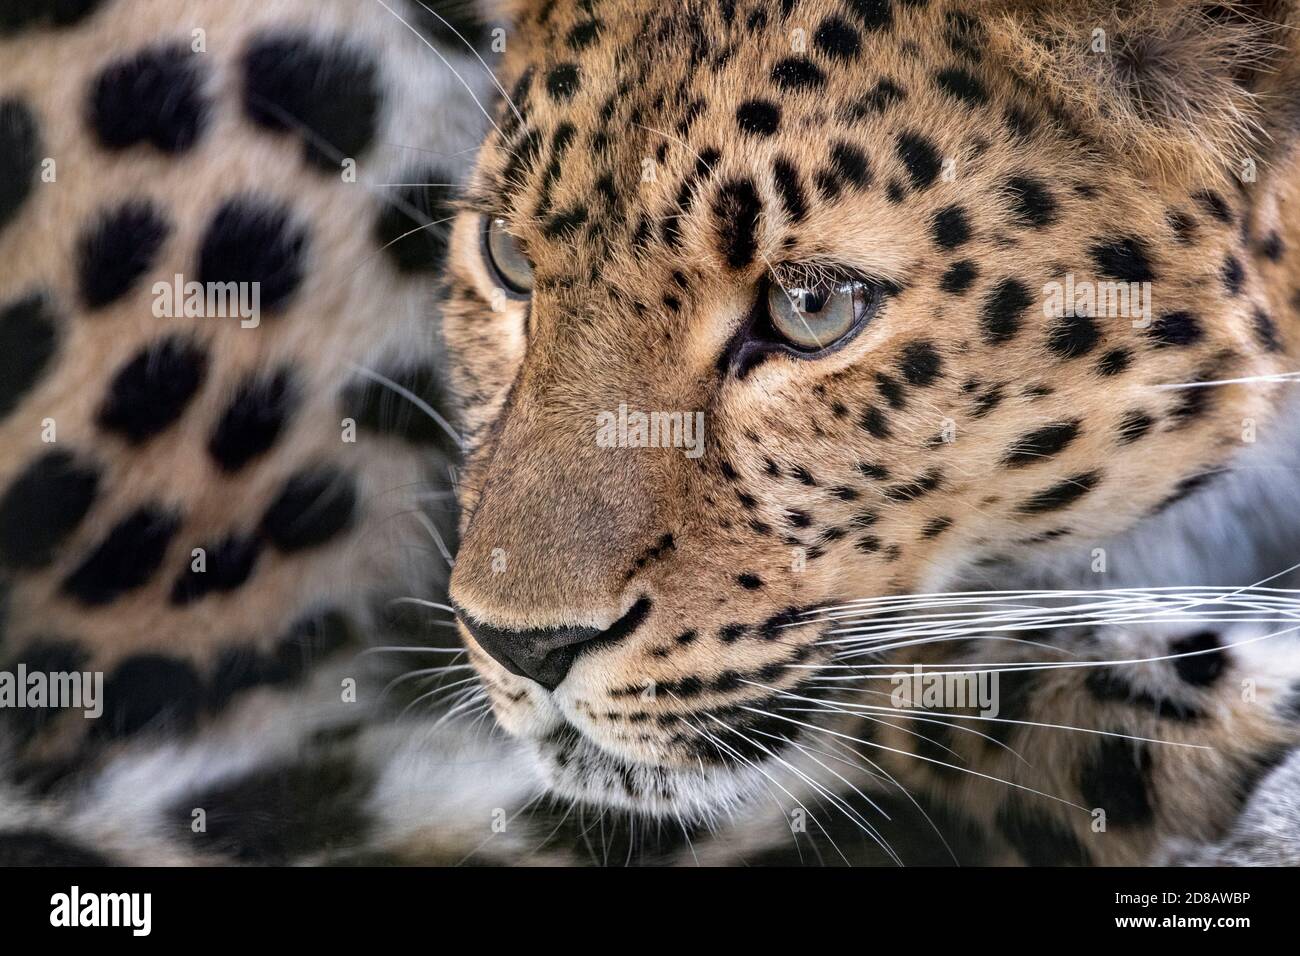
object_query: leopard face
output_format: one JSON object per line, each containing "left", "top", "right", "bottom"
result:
{"left": 442, "top": 0, "right": 1300, "bottom": 818}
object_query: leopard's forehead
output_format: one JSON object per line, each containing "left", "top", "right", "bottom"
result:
{"left": 480, "top": 0, "right": 1024, "bottom": 278}
{"left": 450, "top": 0, "right": 1276, "bottom": 443}
{"left": 475, "top": 0, "right": 1103, "bottom": 283}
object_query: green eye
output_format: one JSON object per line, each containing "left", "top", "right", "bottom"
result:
{"left": 483, "top": 216, "right": 533, "bottom": 296}
{"left": 767, "top": 277, "right": 873, "bottom": 351}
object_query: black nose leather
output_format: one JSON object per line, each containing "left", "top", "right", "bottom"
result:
{"left": 458, "top": 597, "right": 651, "bottom": 690}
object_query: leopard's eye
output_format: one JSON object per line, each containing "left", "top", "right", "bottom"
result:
{"left": 483, "top": 216, "right": 533, "bottom": 296}
{"left": 766, "top": 277, "right": 875, "bottom": 351}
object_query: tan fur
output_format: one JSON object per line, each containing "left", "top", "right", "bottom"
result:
{"left": 6, "top": 0, "right": 1300, "bottom": 864}
{"left": 985, "top": 0, "right": 1300, "bottom": 184}
{"left": 442, "top": 0, "right": 1300, "bottom": 859}
{"left": 0, "top": 0, "right": 490, "bottom": 740}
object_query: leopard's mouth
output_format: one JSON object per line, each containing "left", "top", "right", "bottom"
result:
{"left": 462, "top": 611, "right": 846, "bottom": 819}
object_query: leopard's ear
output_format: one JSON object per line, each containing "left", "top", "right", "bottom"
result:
{"left": 984, "top": 0, "right": 1300, "bottom": 183}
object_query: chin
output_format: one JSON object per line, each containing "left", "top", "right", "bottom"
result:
{"left": 521, "top": 694, "right": 876, "bottom": 824}
{"left": 527, "top": 723, "right": 779, "bottom": 822}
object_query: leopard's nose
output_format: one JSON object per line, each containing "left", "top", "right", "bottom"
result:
{"left": 456, "top": 597, "right": 652, "bottom": 691}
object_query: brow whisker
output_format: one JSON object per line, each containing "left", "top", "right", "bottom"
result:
{"left": 408, "top": 0, "right": 525, "bottom": 126}
{"left": 373, "top": 0, "right": 509, "bottom": 141}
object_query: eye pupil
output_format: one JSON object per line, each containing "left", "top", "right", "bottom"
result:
{"left": 799, "top": 287, "right": 829, "bottom": 313}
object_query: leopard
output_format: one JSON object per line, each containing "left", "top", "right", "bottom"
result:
{"left": 2, "top": 0, "right": 1300, "bottom": 867}
{"left": 438, "top": 0, "right": 1300, "bottom": 864}
{"left": 0, "top": 0, "right": 492, "bottom": 842}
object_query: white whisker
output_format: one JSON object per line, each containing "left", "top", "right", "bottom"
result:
{"left": 373, "top": 0, "right": 509, "bottom": 140}
{"left": 409, "top": 0, "right": 524, "bottom": 125}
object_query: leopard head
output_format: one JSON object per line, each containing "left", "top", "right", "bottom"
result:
{"left": 441, "top": 0, "right": 1300, "bottom": 818}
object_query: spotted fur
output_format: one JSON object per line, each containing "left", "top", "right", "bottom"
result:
{"left": 441, "top": 0, "right": 1300, "bottom": 861}
{"left": 0, "top": 0, "right": 487, "bottom": 769}
{"left": 4, "top": 0, "right": 1300, "bottom": 866}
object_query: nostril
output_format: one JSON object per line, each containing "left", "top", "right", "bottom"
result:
{"left": 461, "top": 616, "right": 600, "bottom": 691}
{"left": 456, "top": 596, "right": 652, "bottom": 691}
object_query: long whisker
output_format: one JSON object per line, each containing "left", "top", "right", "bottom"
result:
{"left": 359, "top": 644, "right": 466, "bottom": 656}
{"left": 709, "top": 714, "right": 900, "bottom": 866}
{"left": 346, "top": 362, "right": 464, "bottom": 452}
{"left": 373, "top": 0, "right": 509, "bottom": 140}
{"left": 815, "top": 620, "right": 1300, "bottom": 679}
{"left": 674, "top": 714, "right": 846, "bottom": 865}
{"left": 804, "top": 726, "right": 962, "bottom": 865}
{"left": 414, "top": 511, "right": 457, "bottom": 569}
{"left": 730, "top": 702, "right": 1091, "bottom": 812}
{"left": 758, "top": 680, "right": 1211, "bottom": 750}
{"left": 454, "top": 784, "right": 548, "bottom": 867}
{"left": 240, "top": 92, "right": 440, "bottom": 228}
{"left": 1150, "top": 370, "right": 1300, "bottom": 389}
{"left": 384, "top": 598, "right": 459, "bottom": 615}
{"left": 748, "top": 724, "right": 896, "bottom": 823}
{"left": 803, "top": 584, "right": 1300, "bottom": 618}
{"left": 409, "top": 0, "right": 524, "bottom": 126}
{"left": 383, "top": 668, "right": 476, "bottom": 699}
